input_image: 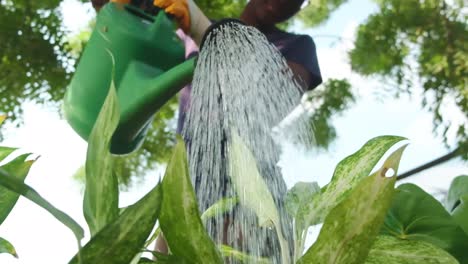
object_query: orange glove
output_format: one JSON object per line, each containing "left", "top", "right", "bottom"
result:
{"left": 154, "top": 0, "right": 190, "bottom": 33}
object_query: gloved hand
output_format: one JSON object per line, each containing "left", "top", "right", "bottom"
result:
{"left": 154, "top": 0, "right": 211, "bottom": 45}
{"left": 154, "top": 0, "right": 190, "bottom": 33}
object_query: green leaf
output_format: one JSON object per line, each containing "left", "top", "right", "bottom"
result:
{"left": 295, "top": 136, "right": 405, "bottom": 256}
{"left": 138, "top": 258, "right": 156, "bottom": 264}
{"left": 285, "top": 181, "right": 320, "bottom": 260}
{"left": 219, "top": 244, "right": 271, "bottom": 264}
{"left": 0, "top": 237, "right": 18, "bottom": 258}
{"left": 141, "top": 251, "right": 187, "bottom": 264}
{"left": 69, "top": 184, "right": 162, "bottom": 264}
{"left": 0, "top": 115, "right": 5, "bottom": 126}
{"left": 297, "top": 145, "right": 406, "bottom": 264}
{"left": 83, "top": 76, "right": 120, "bottom": 236}
{"left": 0, "top": 169, "right": 84, "bottom": 242}
{"left": 229, "top": 131, "right": 290, "bottom": 264}
{"left": 0, "top": 154, "right": 34, "bottom": 225}
{"left": 382, "top": 183, "right": 468, "bottom": 263}
{"left": 365, "top": 235, "right": 459, "bottom": 264}
{"left": 159, "top": 137, "right": 223, "bottom": 264}
{"left": 200, "top": 197, "right": 238, "bottom": 223}
{"left": 297, "top": 0, "right": 349, "bottom": 27}
{"left": 0, "top": 147, "right": 16, "bottom": 163}
{"left": 285, "top": 181, "right": 320, "bottom": 218}
{"left": 446, "top": 175, "right": 468, "bottom": 234}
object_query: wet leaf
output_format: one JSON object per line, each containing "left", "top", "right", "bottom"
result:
{"left": 69, "top": 184, "right": 162, "bottom": 264}
{"left": 0, "top": 237, "right": 17, "bottom": 258}
{"left": 0, "top": 154, "right": 33, "bottom": 225}
{"left": 138, "top": 258, "right": 156, "bottom": 263}
{"left": 229, "top": 131, "right": 291, "bottom": 264}
{"left": 141, "top": 251, "right": 187, "bottom": 264}
{"left": 201, "top": 197, "right": 238, "bottom": 223}
{"left": 297, "top": 145, "right": 406, "bottom": 264}
{"left": 159, "top": 137, "right": 223, "bottom": 264}
{"left": 285, "top": 181, "right": 320, "bottom": 219}
{"left": 295, "top": 136, "right": 405, "bottom": 256}
{"left": 219, "top": 244, "right": 271, "bottom": 264}
{"left": 365, "top": 235, "right": 459, "bottom": 264}
{"left": 446, "top": 175, "right": 468, "bottom": 234}
{"left": 0, "top": 169, "right": 84, "bottom": 241}
{"left": 382, "top": 183, "right": 468, "bottom": 263}
{"left": 285, "top": 181, "right": 320, "bottom": 260}
{"left": 83, "top": 77, "right": 120, "bottom": 236}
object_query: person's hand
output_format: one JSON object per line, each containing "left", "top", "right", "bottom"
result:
{"left": 155, "top": 0, "right": 211, "bottom": 46}
{"left": 154, "top": 0, "right": 190, "bottom": 33}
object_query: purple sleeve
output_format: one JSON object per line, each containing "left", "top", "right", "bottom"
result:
{"left": 282, "top": 35, "right": 322, "bottom": 90}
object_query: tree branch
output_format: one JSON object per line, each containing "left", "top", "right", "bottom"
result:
{"left": 397, "top": 147, "right": 461, "bottom": 181}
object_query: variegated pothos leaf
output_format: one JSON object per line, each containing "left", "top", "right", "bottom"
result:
{"left": 297, "top": 145, "right": 407, "bottom": 264}
{"left": 295, "top": 136, "right": 405, "bottom": 257}
{"left": 365, "top": 236, "right": 459, "bottom": 264}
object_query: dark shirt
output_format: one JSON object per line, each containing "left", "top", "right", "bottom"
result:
{"left": 176, "top": 27, "right": 322, "bottom": 133}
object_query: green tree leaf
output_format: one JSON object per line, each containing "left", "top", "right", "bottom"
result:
{"left": 349, "top": 0, "right": 468, "bottom": 156}
{"left": 159, "top": 137, "right": 223, "bottom": 264}
{"left": 297, "top": 145, "right": 406, "bottom": 264}
{"left": 382, "top": 183, "right": 468, "bottom": 263}
{"left": 298, "top": 0, "right": 349, "bottom": 27}
{"left": 195, "top": 0, "right": 247, "bottom": 20}
{"left": 446, "top": 175, "right": 468, "bottom": 234}
{"left": 0, "top": 237, "right": 17, "bottom": 258}
{"left": 365, "top": 235, "right": 459, "bottom": 264}
{"left": 68, "top": 184, "right": 162, "bottom": 264}
{"left": 0, "top": 168, "right": 84, "bottom": 242}
{"left": 83, "top": 75, "right": 120, "bottom": 236}
{"left": 229, "top": 131, "right": 290, "bottom": 264}
{"left": 295, "top": 136, "right": 406, "bottom": 256}
{"left": 304, "top": 79, "right": 355, "bottom": 150}
{"left": 0, "top": 154, "right": 33, "bottom": 225}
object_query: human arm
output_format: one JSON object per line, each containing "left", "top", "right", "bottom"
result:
{"left": 283, "top": 35, "right": 323, "bottom": 92}
{"left": 288, "top": 61, "right": 312, "bottom": 92}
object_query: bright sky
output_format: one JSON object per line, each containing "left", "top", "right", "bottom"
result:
{"left": 0, "top": 0, "right": 467, "bottom": 263}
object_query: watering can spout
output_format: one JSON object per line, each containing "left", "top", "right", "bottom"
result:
{"left": 110, "top": 57, "right": 196, "bottom": 154}
{"left": 63, "top": 2, "right": 196, "bottom": 154}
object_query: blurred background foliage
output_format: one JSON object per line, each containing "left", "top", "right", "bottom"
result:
{"left": 0, "top": 0, "right": 466, "bottom": 187}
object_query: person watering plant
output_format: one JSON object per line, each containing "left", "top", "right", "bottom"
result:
{"left": 89, "top": 0, "right": 322, "bottom": 261}
{"left": 154, "top": 0, "right": 322, "bottom": 258}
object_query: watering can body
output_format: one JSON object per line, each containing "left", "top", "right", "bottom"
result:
{"left": 63, "top": 2, "right": 195, "bottom": 154}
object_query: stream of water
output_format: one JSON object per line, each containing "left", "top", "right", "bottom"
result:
{"left": 182, "top": 21, "right": 314, "bottom": 263}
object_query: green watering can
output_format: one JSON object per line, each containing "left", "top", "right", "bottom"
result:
{"left": 63, "top": 2, "right": 197, "bottom": 154}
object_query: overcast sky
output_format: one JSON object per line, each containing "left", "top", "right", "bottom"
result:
{"left": 0, "top": 0, "right": 466, "bottom": 263}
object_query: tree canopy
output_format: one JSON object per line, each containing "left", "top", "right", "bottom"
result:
{"left": 349, "top": 0, "right": 467, "bottom": 158}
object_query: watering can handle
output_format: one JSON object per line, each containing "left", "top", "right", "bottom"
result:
{"left": 123, "top": 1, "right": 162, "bottom": 22}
